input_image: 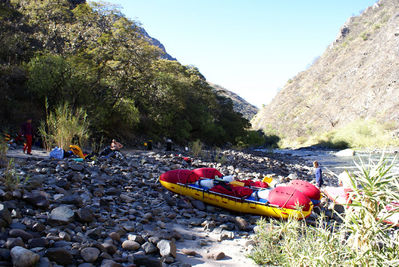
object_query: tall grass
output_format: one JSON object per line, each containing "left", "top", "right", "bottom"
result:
{"left": 1, "top": 159, "right": 30, "bottom": 190}
{"left": 39, "top": 102, "right": 90, "bottom": 150}
{"left": 190, "top": 139, "right": 203, "bottom": 157}
{"left": 214, "top": 147, "right": 227, "bottom": 165}
{"left": 249, "top": 156, "right": 399, "bottom": 266}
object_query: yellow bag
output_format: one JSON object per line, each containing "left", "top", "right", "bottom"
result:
{"left": 262, "top": 176, "right": 273, "bottom": 184}
{"left": 69, "top": 145, "right": 86, "bottom": 159}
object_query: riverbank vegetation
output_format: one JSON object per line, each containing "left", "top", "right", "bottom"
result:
{"left": 250, "top": 156, "right": 399, "bottom": 266}
{"left": 314, "top": 119, "right": 399, "bottom": 149}
{"left": 236, "top": 130, "right": 280, "bottom": 149}
{"left": 270, "top": 119, "right": 399, "bottom": 149}
{"left": 0, "top": 0, "right": 252, "bottom": 147}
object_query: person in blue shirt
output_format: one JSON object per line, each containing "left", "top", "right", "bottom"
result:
{"left": 313, "top": 161, "right": 323, "bottom": 187}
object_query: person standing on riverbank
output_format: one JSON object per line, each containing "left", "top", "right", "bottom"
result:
{"left": 21, "top": 118, "right": 33, "bottom": 155}
{"left": 166, "top": 138, "right": 172, "bottom": 151}
{"left": 313, "top": 161, "right": 323, "bottom": 187}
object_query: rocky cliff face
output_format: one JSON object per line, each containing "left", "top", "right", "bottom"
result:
{"left": 210, "top": 83, "right": 258, "bottom": 121}
{"left": 252, "top": 0, "right": 399, "bottom": 141}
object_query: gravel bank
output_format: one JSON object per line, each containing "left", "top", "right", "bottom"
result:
{"left": 1, "top": 148, "right": 331, "bottom": 266}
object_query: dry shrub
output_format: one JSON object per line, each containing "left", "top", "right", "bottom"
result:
{"left": 190, "top": 139, "right": 203, "bottom": 157}
{"left": 0, "top": 137, "right": 8, "bottom": 168}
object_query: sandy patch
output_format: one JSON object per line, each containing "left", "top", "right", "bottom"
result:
{"left": 171, "top": 223, "right": 258, "bottom": 267}
{"left": 6, "top": 147, "right": 49, "bottom": 159}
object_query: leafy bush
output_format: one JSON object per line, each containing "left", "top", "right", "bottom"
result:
{"left": 249, "top": 156, "right": 399, "bottom": 266}
{"left": 236, "top": 130, "right": 280, "bottom": 149}
{"left": 342, "top": 155, "right": 399, "bottom": 264}
{"left": 316, "top": 139, "right": 350, "bottom": 149}
{"left": 39, "top": 102, "right": 89, "bottom": 150}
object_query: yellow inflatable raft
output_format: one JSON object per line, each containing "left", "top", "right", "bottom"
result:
{"left": 160, "top": 169, "right": 313, "bottom": 220}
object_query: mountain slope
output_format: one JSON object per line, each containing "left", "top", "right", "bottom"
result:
{"left": 252, "top": 0, "right": 399, "bottom": 143}
{"left": 210, "top": 83, "right": 258, "bottom": 121}
{"left": 140, "top": 28, "right": 177, "bottom": 61}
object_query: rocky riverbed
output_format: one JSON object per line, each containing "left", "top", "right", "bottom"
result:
{"left": 0, "top": 149, "right": 334, "bottom": 267}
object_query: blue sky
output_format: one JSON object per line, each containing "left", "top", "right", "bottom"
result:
{"left": 99, "top": 0, "right": 378, "bottom": 107}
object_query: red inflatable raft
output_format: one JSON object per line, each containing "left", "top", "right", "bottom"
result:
{"left": 288, "top": 179, "right": 321, "bottom": 205}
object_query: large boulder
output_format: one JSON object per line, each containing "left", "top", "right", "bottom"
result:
{"left": 191, "top": 200, "right": 206, "bottom": 211}
{"left": 45, "top": 247, "right": 73, "bottom": 265}
{"left": 9, "top": 229, "right": 33, "bottom": 242}
{"left": 156, "top": 240, "right": 176, "bottom": 258}
{"left": 335, "top": 149, "right": 355, "bottom": 157}
{"left": 70, "top": 163, "right": 84, "bottom": 172}
{"left": 11, "top": 246, "right": 40, "bottom": 267}
{"left": 207, "top": 251, "right": 226, "bottom": 260}
{"left": 0, "top": 204, "right": 11, "bottom": 227}
{"left": 49, "top": 206, "right": 74, "bottom": 224}
{"left": 100, "top": 259, "right": 122, "bottom": 267}
{"left": 234, "top": 216, "right": 249, "bottom": 231}
{"left": 28, "top": 238, "right": 49, "bottom": 248}
{"left": 134, "top": 255, "right": 162, "bottom": 267}
{"left": 142, "top": 241, "right": 157, "bottom": 254}
{"left": 22, "top": 191, "right": 49, "bottom": 208}
{"left": 59, "top": 194, "right": 83, "bottom": 207}
{"left": 121, "top": 240, "right": 140, "bottom": 251}
{"left": 76, "top": 207, "right": 95, "bottom": 223}
{"left": 80, "top": 247, "right": 100, "bottom": 263}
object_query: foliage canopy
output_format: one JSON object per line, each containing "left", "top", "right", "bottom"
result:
{"left": 0, "top": 0, "right": 251, "bottom": 146}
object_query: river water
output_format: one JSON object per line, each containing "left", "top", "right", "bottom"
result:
{"left": 269, "top": 148, "right": 399, "bottom": 176}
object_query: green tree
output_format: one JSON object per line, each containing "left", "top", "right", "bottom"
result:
{"left": 2, "top": 0, "right": 251, "bottom": 146}
{"left": 26, "top": 54, "right": 89, "bottom": 109}
{"left": 11, "top": 0, "right": 74, "bottom": 54}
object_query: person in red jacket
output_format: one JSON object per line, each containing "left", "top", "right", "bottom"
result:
{"left": 21, "top": 118, "right": 33, "bottom": 155}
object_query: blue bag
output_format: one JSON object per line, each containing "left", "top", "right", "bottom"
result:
{"left": 49, "top": 147, "right": 64, "bottom": 159}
